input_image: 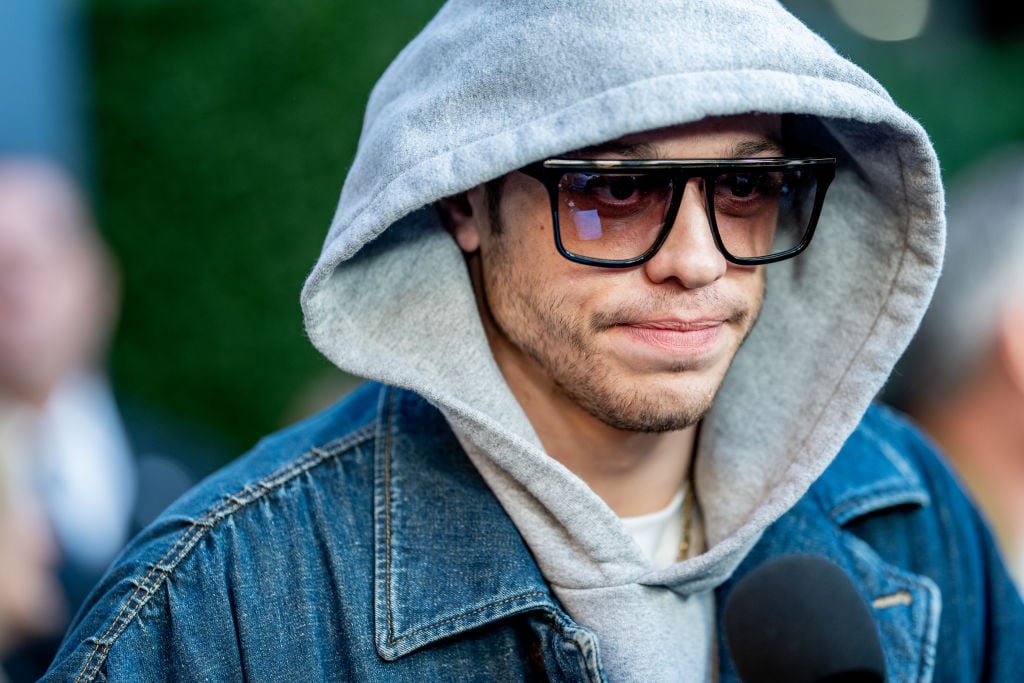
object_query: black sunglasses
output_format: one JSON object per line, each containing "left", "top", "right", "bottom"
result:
{"left": 519, "top": 157, "right": 836, "bottom": 268}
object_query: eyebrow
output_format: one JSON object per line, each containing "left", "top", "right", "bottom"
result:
{"left": 728, "top": 137, "right": 786, "bottom": 158}
{"left": 565, "top": 140, "right": 660, "bottom": 159}
{"left": 564, "top": 136, "right": 787, "bottom": 160}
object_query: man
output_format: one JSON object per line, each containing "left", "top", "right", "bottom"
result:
{"left": 43, "top": 1, "right": 1024, "bottom": 681}
{"left": 889, "top": 147, "right": 1024, "bottom": 593}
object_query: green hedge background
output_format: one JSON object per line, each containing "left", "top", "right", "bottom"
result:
{"left": 87, "top": 1, "right": 1024, "bottom": 461}
{"left": 88, "top": 0, "right": 446, "bottom": 455}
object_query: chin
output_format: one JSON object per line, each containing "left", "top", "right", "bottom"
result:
{"left": 572, "top": 379, "right": 719, "bottom": 434}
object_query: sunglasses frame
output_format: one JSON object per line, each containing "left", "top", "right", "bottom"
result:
{"left": 519, "top": 157, "right": 837, "bottom": 268}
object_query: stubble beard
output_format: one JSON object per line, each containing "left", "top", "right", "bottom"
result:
{"left": 482, "top": 239, "right": 761, "bottom": 434}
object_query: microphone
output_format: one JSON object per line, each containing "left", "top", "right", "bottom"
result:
{"left": 723, "top": 554, "right": 886, "bottom": 683}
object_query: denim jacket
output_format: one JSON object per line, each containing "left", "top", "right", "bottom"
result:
{"left": 43, "top": 383, "right": 1024, "bottom": 682}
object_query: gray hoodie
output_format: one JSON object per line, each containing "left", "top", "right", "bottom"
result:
{"left": 301, "top": 1, "right": 943, "bottom": 679}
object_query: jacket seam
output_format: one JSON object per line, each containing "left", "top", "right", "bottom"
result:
{"left": 390, "top": 592, "right": 553, "bottom": 643}
{"left": 73, "top": 422, "right": 377, "bottom": 682}
{"left": 384, "top": 387, "right": 397, "bottom": 643}
{"left": 828, "top": 485, "right": 929, "bottom": 526}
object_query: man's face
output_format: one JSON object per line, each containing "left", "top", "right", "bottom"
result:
{"left": 453, "top": 115, "right": 777, "bottom": 433}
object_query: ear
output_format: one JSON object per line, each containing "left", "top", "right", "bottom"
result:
{"left": 996, "top": 300, "right": 1024, "bottom": 398}
{"left": 436, "top": 186, "right": 487, "bottom": 253}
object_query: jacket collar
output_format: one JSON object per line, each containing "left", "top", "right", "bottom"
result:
{"left": 371, "top": 386, "right": 560, "bottom": 660}
{"left": 809, "top": 404, "right": 931, "bottom": 524}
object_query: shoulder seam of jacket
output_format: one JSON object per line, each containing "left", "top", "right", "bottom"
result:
{"left": 73, "top": 420, "right": 377, "bottom": 682}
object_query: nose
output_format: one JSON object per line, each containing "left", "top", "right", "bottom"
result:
{"left": 642, "top": 179, "right": 727, "bottom": 289}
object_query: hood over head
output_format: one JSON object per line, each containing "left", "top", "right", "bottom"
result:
{"left": 302, "top": 1, "right": 943, "bottom": 678}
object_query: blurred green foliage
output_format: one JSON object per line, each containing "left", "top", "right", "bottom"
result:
{"left": 88, "top": 0, "right": 444, "bottom": 455}
{"left": 87, "top": 0, "right": 1023, "bottom": 461}
{"left": 834, "top": 37, "right": 1024, "bottom": 179}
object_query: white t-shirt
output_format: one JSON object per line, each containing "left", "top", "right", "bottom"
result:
{"left": 621, "top": 487, "right": 703, "bottom": 570}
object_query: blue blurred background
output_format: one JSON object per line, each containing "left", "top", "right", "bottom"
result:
{"left": 3, "top": 0, "right": 1022, "bottom": 460}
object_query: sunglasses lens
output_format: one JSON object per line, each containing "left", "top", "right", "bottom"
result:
{"left": 710, "top": 167, "right": 819, "bottom": 260}
{"left": 556, "top": 172, "right": 674, "bottom": 262}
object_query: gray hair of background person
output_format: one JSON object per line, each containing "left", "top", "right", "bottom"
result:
{"left": 893, "top": 146, "right": 1024, "bottom": 411}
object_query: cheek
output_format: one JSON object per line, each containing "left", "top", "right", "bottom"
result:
{"left": 483, "top": 240, "right": 550, "bottom": 321}
{"left": 480, "top": 204, "right": 565, "bottom": 311}
{"left": 481, "top": 238, "right": 587, "bottom": 342}
{"left": 729, "top": 264, "right": 766, "bottom": 312}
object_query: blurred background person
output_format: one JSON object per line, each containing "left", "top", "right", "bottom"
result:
{"left": 889, "top": 147, "right": 1024, "bottom": 593}
{"left": 0, "top": 159, "right": 213, "bottom": 682}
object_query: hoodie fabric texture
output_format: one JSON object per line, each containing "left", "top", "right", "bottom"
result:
{"left": 302, "top": 1, "right": 944, "bottom": 680}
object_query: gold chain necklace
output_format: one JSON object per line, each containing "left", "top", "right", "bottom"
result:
{"left": 676, "top": 473, "right": 696, "bottom": 561}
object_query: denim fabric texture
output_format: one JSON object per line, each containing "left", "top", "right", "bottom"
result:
{"left": 42, "top": 383, "right": 1024, "bottom": 682}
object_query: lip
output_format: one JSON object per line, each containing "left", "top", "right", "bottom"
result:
{"left": 612, "top": 319, "right": 725, "bottom": 355}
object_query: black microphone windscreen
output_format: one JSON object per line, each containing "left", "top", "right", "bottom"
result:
{"left": 723, "top": 554, "right": 886, "bottom": 683}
